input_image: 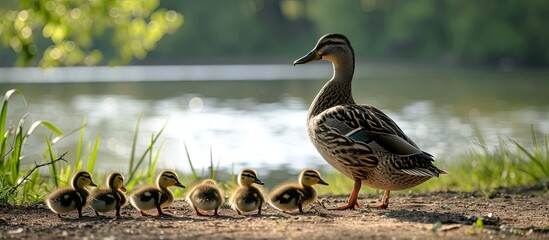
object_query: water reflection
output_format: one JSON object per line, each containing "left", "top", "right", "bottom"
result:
{"left": 2, "top": 65, "right": 549, "bottom": 174}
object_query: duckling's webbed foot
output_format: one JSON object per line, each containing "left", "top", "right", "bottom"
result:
{"left": 155, "top": 204, "right": 167, "bottom": 217}
{"left": 140, "top": 211, "right": 151, "bottom": 216}
{"left": 78, "top": 207, "right": 84, "bottom": 218}
{"left": 194, "top": 207, "right": 207, "bottom": 216}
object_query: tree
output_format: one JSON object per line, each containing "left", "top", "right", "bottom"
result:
{"left": 0, "top": 0, "right": 183, "bottom": 67}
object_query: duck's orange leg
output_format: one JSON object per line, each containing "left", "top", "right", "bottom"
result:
{"left": 375, "top": 190, "right": 390, "bottom": 209}
{"left": 331, "top": 179, "right": 361, "bottom": 210}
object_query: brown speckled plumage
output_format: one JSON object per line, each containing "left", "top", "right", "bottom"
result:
{"left": 89, "top": 173, "right": 127, "bottom": 217}
{"left": 294, "top": 33, "right": 447, "bottom": 209}
{"left": 45, "top": 171, "right": 97, "bottom": 218}
{"left": 230, "top": 168, "right": 265, "bottom": 215}
{"left": 129, "top": 171, "right": 185, "bottom": 216}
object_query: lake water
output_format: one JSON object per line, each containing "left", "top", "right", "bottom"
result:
{"left": 1, "top": 63, "right": 548, "bottom": 176}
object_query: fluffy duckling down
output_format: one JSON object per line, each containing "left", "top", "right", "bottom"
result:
{"left": 268, "top": 169, "right": 328, "bottom": 213}
{"left": 229, "top": 168, "right": 265, "bottom": 215}
{"left": 129, "top": 170, "right": 185, "bottom": 216}
{"left": 186, "top": 179, "right": 224, "bottom": 216}
{"left": 89, "top": 172, "right": 127, "bottom": 217}
{"left": 45, "top": 171, "right": 97, "bottom": 218}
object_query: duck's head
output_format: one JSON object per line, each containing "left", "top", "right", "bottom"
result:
{"left": 298, "top": 169, "right": 329, "bottom": 187}
{"left": 72, "top": 171, "right": 97, "bottom": 189}
{"left": 237, "top": 168, "right": 264, "bottom": 187}
{"left": 294, "top": 33, "right": 354, "bottom": 66}
{"left": 157, "top": 170, "right": 185, "bottom": 189}
{"left": 107, "top": 172, "right": 127, "bottom": 192}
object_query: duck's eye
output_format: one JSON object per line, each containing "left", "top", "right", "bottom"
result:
{"left": 325, "top": 41, "right": 333, "bottom": 45}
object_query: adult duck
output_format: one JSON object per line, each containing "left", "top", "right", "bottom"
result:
{"left": 294, "top": 33, "right": 447, "bottom": 209}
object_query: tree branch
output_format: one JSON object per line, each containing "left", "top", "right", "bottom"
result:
{"left": 9, "top": 152, "right": 68, "bottom": 195}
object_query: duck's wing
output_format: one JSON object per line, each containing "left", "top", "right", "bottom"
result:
{"left": 313, "top": 104, "right": 445, "bottom": 177}
{"left": 90, "top": 188, "right": 117, "bottom": 205}
{"left": 270, "top": 187, "right": 303, "bottom": 205}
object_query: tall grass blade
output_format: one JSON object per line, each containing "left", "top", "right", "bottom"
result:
{"left": 127, "top": 119, "right": 167, "bottom": 183}
{"left": 183, "top": 142, "right": 197, "bottom": 179}
{"left": 1, "top": 89, "right": 27, "bottom": 146}
{"left": 129, "top": 113, "right": 142, "bottom": 177}
{"left": 45, "top": 136, "right": 59, "bottom": 187}
{"left": 209, "top": 146, "right": 215, "bottom": 180}
{"left": 472, "top": 124, "right": 486, "bottom": 148}
{"left": 9, "top": 122, "right": 25, "bottom": 185}
{"left": 148, "top": 138, "right": 163, "bottom": 184}
{"left": 230, "top": 163, "right": 236, "bottom": 184}
{"left": 511, "top": 138, "right": 548, "bottom": 178}
{"left": 545, "top": 134, "right": 549, "bottom": 173}
{"left": 51, "top": 124, "right": 86, "bottom": 144}
{"left": 147, "top": 134, "right": 154, "bottom": 183}
{"left": 26, "top": 121, "right": 63, "bottom": 140}
{"left": 75, "top": 118, "right": 87, "bottom": 171}
{"left": 87, "top": 133, "right": 100, "bottom": 173}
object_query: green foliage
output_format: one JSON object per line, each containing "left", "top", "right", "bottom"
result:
{"left": 0, "top": 0, "right": 183, "bottom": 67}
{"left": 0, "top": 89, "right": 75, "bottom": 204}
{"left": 125, "top": 116, "right": 167, "bottom": 187}
{"left": 412, "top": 131, "right": 549, "bottom": 192}
{"left": 2, "top": 1, "right": 548, "bottom": 67}
{"left": 0, "top": 88, "right": 172, "bottom": 205}
{"left": 157, "top": 0, "right": 549, "bottom": 66}
{"left": 183, "top": 142, "right": 197, "bottom": 179}
{"left": 307, "top": 0, "right": 549, "bottom": 65}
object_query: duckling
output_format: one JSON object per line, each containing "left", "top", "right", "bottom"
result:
{"left": 229, "top": 168, "right": 265, "bottom": 215}
{"left": 268, "top": 169, "right": 328, "bottom": 213}
{"left": 186, "top": 179, "right": 224, "bottom": 216}
{"left": 45, "top": 171, "right": 97, "bottom": 218}
{"left": 89, "top": 172, "right": 127, "bottom": 217}
{"left": 129, "top": 170, "right": 185, "bottom": 216}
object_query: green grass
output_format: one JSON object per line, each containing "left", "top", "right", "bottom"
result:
{"left": 415, "top": 130, "right": 549, "bottom": 192}
{"left": 317, "top": 130, "right": 549, "bottom": 195}
{"left": 1, "top": 88, "right": 548, "bottom": 206}
{"left": 0, "top": 88, "right": 202, "bottom": 206}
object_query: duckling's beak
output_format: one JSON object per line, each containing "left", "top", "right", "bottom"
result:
{"left": 175, "top": 181, "right": 185, "bottom": 188}
{"left": 318, "top": 178, "right": 329, "bottom": 186}
{"left": 253, "top": 178, "right": 265, "bottom": 185}
{"left": 293, "top": 50, "right": 321, "bottom": 65}
{"left": 89, "top": 181, "right": 98, "bottom": 187}
{"left": 120, "top": 186, "right": 127, "bottom": 192}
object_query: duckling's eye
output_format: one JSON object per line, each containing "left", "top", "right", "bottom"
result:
{"left": 325, "top": 41, "right": 333, "bottom": 45}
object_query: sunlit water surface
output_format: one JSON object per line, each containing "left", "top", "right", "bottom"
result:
{"left": 2, "top": 64, "right": 548, "bottom": 176}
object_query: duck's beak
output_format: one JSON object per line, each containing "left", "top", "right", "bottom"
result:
{"left": 253, "top": 178, "right": 265, "bottom": 185}
{"left": 318, "top": 178, "right": 329, "bottom": 186}
{"left": 120, "top": 186, "right": 127, "bottom": 192}
{"left": 293, "top": 50, "right": 321, "bottom": 65}
{"left": 175, "top": 181, "right": 185, "bottom": 188}
{"left": 89, "top": 181, "right": 98, "bottom": 187}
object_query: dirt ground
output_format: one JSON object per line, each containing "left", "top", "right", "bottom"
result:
{"left": 0, "top": 186, "right": 547, "bottom": 240}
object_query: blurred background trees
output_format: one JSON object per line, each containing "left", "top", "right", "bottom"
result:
{"left": 1, "top": 0, "right": 548, "bottom": 67}
{"left": 0, "top": 0, "right": 182, "bottom": 67}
